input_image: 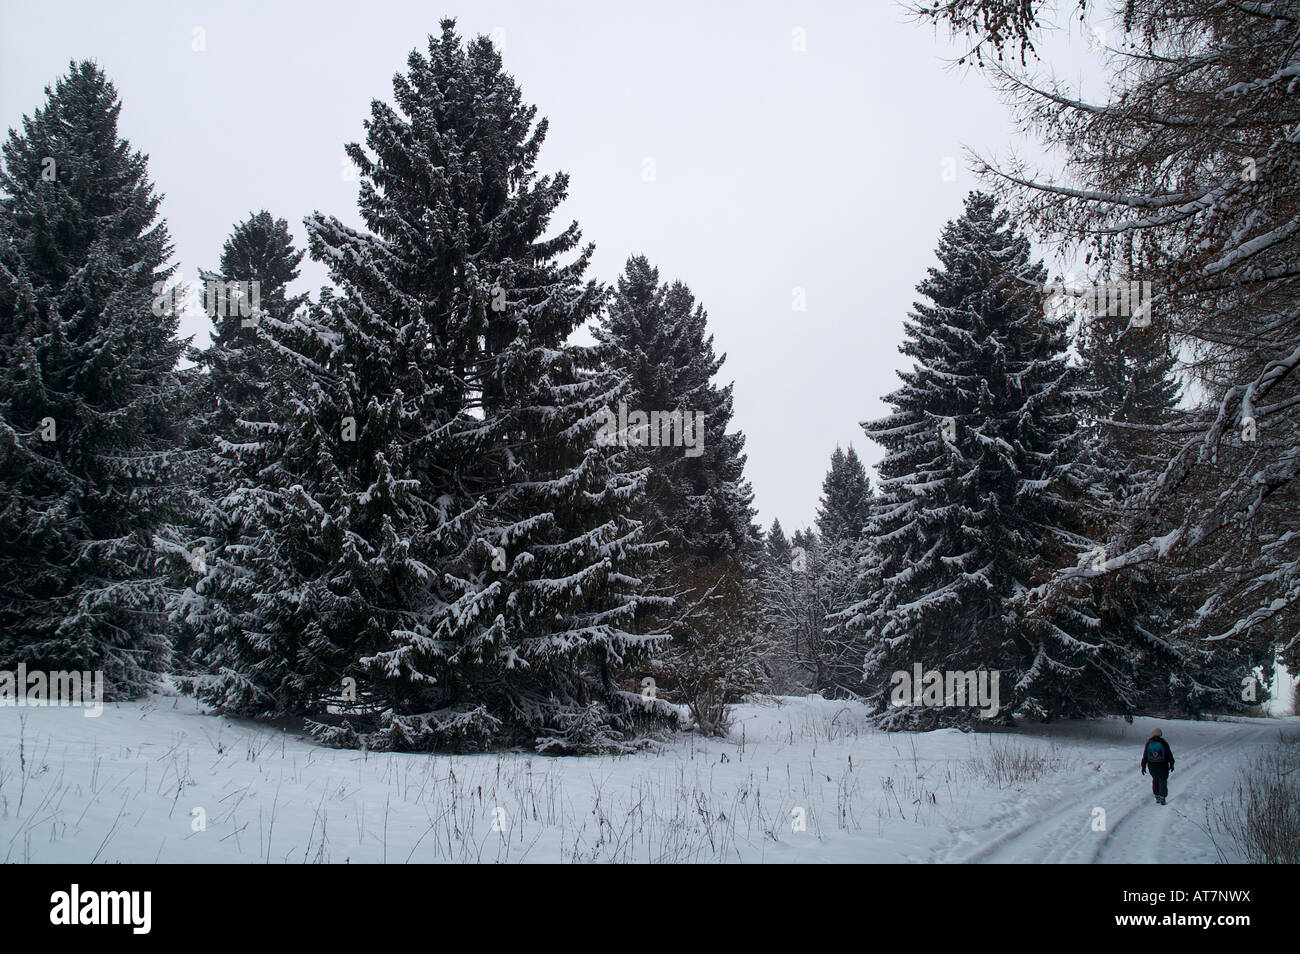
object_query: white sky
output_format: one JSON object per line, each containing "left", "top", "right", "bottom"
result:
{"left": 1, "top": 0, "right": 1103, "bottom": 532}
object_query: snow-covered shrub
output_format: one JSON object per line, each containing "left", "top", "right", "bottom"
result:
{"left": 308, "top": 706, "right": 502, "bottom": 753}
{"left": 534, "top": 702, "right": 637, "bottom": 755}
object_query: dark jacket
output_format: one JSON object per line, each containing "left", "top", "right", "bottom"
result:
{"left": 1141, "top": 736, "right": 1174, "bottom": 773}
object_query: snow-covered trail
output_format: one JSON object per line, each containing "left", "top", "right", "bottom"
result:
{"left": 938, "top": 720, "right": 1274, "bottom": 864}
{"left": 1094, "top": 725, "right": 1251, "bottom": 864}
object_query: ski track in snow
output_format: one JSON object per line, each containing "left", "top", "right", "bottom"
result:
{"left": 937, "top": 723, "right": 1263, "bottom": 864}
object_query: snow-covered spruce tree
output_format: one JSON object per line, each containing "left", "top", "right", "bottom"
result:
{"left": 595, "top": 255, "right": 760, "bottom": 567}
{"left": 839, "top": 192, "right": 1116, "bottom": 728}
{"left": 594, "top": 254, "right": 764, "bottom": 728}
{"left": 807, "top": 446, "right": 873, "bottom": 696}
{"left": 0, "top": 62, "right": 186, "bottom": 696}
{"left": 765, "top": 518, "right": 793, "bottom": 568}
{"left": 762, "top": 449, "right": 874, "bottom": 697}
{"left": 816, "top": 445, "right": 872, "bottom": 545}
{"left": 210, "top": 21, "right": 673, "bottom": 751}
{"left": 757, "top": 519, "right": 806, "bottom": 692}
{"left": 192, "top": 284, "right": 383, "bottom": 718}
{"left": 199, "top": 211, "right": 306, "bottom": 429}
{"left": 168, "top": 212, "right": 307, "bottom": 673}
{"left": 194, "top": 211, "right": 307, "bottom": 470}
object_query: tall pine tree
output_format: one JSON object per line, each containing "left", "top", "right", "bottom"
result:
{"left": 199, "top": 212, "right": 305, "bottom": 433}
{"left": 839, "top": 193, "right": 1110, "bottom": 727}
{"left": 595, "top": 255, "right": 759, "bottom": 567}
{"left": 171, "top": 212, "right": 307, "bottom": 675}
{"left": 764, "top": 518, "right": 793, "bottom": 569}
{"left": 816, "top": 445, "right": 871, "bottom": 545}
{"left": 0, "top": 62, "right": 186, "bottom": 696}
{"left": 199, "top": 23, "right": 672, "bottom": 751}
{"left": 809, "top": 445, "right": 872, "bottom": 695}
{"left": 595, "top": 255, "right": 764, "bottom": 727}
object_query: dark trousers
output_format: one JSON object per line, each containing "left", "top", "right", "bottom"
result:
{"left": 1149, "top": 766, "right": 1169, "bottom": 798}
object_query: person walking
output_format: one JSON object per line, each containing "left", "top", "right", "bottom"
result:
{"left": 1140, "top": 727, "right": 1175, "bottom": 804}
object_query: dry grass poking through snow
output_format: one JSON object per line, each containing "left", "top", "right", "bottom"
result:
{"left": 963, "top": 734, "right": 1068, "bottom": 789}
{"left": 1208, "top": 731, "right": 1300, "bottom": 864}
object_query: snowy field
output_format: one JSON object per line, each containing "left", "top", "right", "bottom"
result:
{"left": 1, "top": 693, "right": 1294, "bottom": 864}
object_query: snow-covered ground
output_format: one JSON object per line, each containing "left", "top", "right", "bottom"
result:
{"left": 1, "top": 693, "right": 1293, "bottom": 863}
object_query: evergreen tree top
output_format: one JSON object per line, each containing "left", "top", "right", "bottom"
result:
{"left": 2, "top": 59, "right": 172, "bottom": 288}
{"left": 595, "top": 253, "right": 760, "bottom": 565}
{"left": 765, "top": 518, "right": 792, "bottom": 566}
{"left": 307, "top": 19, "right": 600, "bottom": 369}
{"left": 218, "top": 211, "right": 303, "bottom": 298}
{"left": 816, "top": 444, "right": 872, "bottom": 545}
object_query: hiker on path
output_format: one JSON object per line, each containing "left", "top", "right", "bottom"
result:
{"left": 1140, "top": 728, "right": 1175, "bottom": 804}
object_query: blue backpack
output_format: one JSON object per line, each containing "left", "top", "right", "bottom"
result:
{"left": 1146, "top": 739, "right": 1166, "bottom": 763}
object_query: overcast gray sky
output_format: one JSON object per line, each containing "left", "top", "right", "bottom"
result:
{"left": 1, "top": 0, "right": 1102, "bottom": 532}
